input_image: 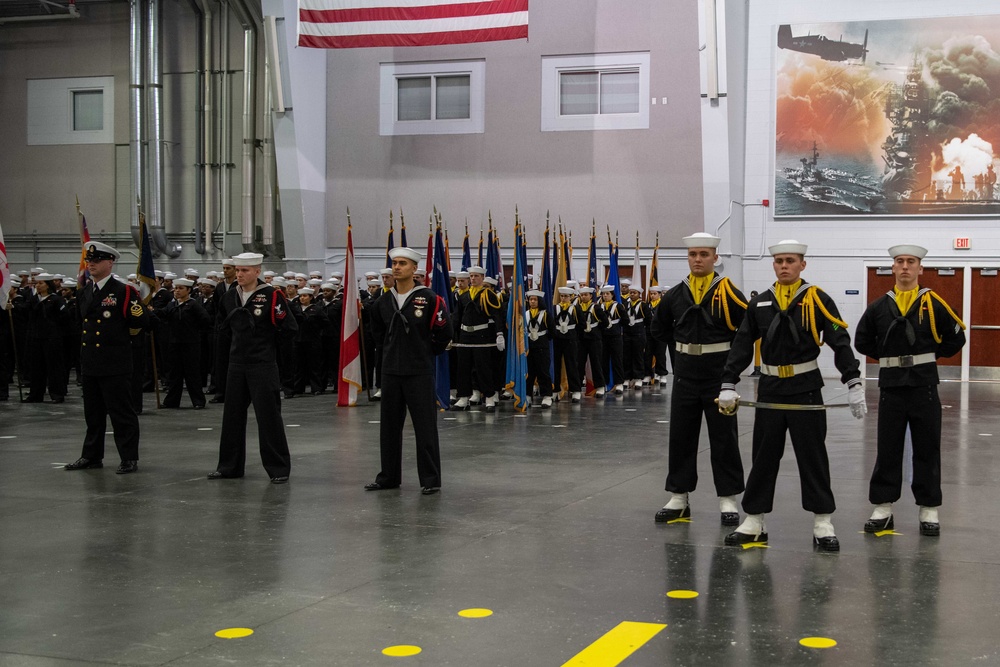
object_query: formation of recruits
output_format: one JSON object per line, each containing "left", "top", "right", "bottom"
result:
{"left": 2, "top": 233, "right": 966, "bottom": 550}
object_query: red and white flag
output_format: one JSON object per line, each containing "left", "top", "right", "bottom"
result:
{"left": 338, "top": 224, "right": 363, "bottom": 406}
{"left": 298, "top": 0, "right": 528, "bottom": 49}
{"left": 0, "top": 221, "right": 9, "bottom": 311}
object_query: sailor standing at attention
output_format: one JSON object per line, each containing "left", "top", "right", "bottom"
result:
{"left": 854, "top": 244, "right": 965, "bottom": 537}
{"left": 651, "top": 232, "right": 747, "bottom": 526}
{"left": 717, "top": 239, "right": 867, "bottom": 552}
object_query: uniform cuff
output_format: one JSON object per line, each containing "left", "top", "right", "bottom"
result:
{"left": 721, "top": 382, "right": 737, "bottom": 392}
{"left": 846, "top": 378, "right": 862, "bottom": 389}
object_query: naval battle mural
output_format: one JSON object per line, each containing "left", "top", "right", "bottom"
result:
{"left": 774, "top": 15, "right": 1000, "bottom": 217}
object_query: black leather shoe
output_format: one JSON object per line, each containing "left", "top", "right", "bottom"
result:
{"left": 421, "top": 487, "right": 440, "bottom": 495}
{"left": 207, "top": 471, "right": 243, "bottom": 480}
{"left": 209, "top": 396, "right": 224, "bottom": 404}
{"left": 725, "top": 530, "right": 768, "bottom": 546}
{"left": 193, "top": 404, "right": 206, "bottom": 409}
{"left": 65, "top": 457, "right": 103, "bottom": 470}
{"left": 51, "top": 396, "right": 65, "bottom": 404}
{"left": 864, "top": 515, "right": 894, "bottom": 533}
{"left": 654, "top": 506, "right": 691, "bottom": 523}
{"left": 116, "top": 461, "right": 138, "bottom": 474}
{"left": 813, "top": 535, "right": 840, "bottom": 552}
{"left": 364, "top": 482, "right": 400, "bottom": 491}
{"left": 721, "top": 512, "right": 740, "bottom": 526}
{"left": 270, "top": 476, "right": 289, "bottom": 484}
{"left": 919, "top": 521, "right": 940, "bottom": 537}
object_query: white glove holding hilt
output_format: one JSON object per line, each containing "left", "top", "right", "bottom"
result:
{"left": 496, "top": 333, "right": 506, "bottom": 352}
{"left": 848, "top": 382, "right": 867, "bottom": 420}
{"left": 718, "top": 389, "right": 740, "bottom": 415}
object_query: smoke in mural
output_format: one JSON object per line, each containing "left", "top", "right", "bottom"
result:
{"left": 774, "top": 15, "right": 1000, "bottom": 217}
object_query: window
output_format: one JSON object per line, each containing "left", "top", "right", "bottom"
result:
{"left": 73, "top": 90, "right": 104, "bottom": 131}
{"left": 27, "top": 76, "right": 115, "bottom": 145}
{"left": 380, "top": 61, "right": 484, "bottom": 136}
{"left": 541, "top": 53, "right": 650, "bottom": 132}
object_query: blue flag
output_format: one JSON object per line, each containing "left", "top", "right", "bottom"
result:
{"left": 504, "top": 222, "right": 529, "bottom": 412}
{"left": 136, "top": 211, "right": 157, "bottom": 305}
{"left": 587, "top": 230, "right": 598, "bottom": 288}
{"left": 431, "top": 226, "right": 451, "bottom": 410}
{"left": 461, "top": 230, "right": 471, "bottom": 271}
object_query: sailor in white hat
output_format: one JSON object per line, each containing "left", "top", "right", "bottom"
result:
{"left": 452, "top": 263, "right": 503, "bottom": 412}
{"left": 717, "top": 238, "right": 864, "bottom": 552}
{"left": 156, "top": 277, "right": 210, "bottom": 409}
{"left": 552, "top": 286, "right": 582, "bottom": 403}
{"left": 524, "top": 289, "right": 554, "bottom": 408}
{"left": 854, "top": 243, "right": 965, "bottom": 538}
{"left": 644, "top": 285, "right": 668, "bottom": 386}
{"left": 597, "top": 283, "right": 626, "bottom": 395}
{"left": 379, "top": 267, "right": 395, "bottom": 291}
{"left": 653, "top": 231, "right": 747, "bottom": 527}
{"left": 209, "top": 251, "right": 296, "bottom": 484}
{"left": 622, "top": 282, "right": 650, "bottom": 390}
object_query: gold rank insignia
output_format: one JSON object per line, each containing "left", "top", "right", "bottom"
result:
{"left": 130, "top": 302, "right": 143, "bottom": 317}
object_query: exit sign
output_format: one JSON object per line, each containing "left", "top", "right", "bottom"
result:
{"left": 954, "top": 237, "right": 971, "bottom": 249}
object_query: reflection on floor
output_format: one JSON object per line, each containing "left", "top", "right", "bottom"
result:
{"left": 1, "top": 379, "right": 998, "bottom": 665}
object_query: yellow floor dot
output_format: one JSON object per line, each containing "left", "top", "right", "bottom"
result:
{"left": 382, "top": 645, "right": 422, "bottom": 657}
{"left": 215, "top": 627, "right": 253, "bottom": 639}
{"left": 666, "top": 590, "right": 699, "bottom": 599}
{"left": 799, "top": 636, "right": 837, "bottom": 649}
{"left": 458, "top": 608, "right": 494, "bottom": 618}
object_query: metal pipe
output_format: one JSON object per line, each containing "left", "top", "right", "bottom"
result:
{"left": 147, "top": 0, "right": 181, "bottom": 257}
{"left": 229, "top": 0, "right": 257, "bottom": 251}
{"left": 201, "top": 0, "right": 217, "bottom": 256}
{"left": 219, "top": 0, "right": 232, "bottom": 251}
{"left": 192, "top": 0, "right": 206, "bottom": 254}
{"left": 261, "top": 40, "right": 274, "bottom": 249}
{"left": 129, "top": 0, "right": 144, "bottom": 248}
{"left": 0, "top": 10, "right": 79, "bottom": 25}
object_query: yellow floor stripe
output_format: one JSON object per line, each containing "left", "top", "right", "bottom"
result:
{"left": 561, "top": 621, "right": 667, "bottom": 666}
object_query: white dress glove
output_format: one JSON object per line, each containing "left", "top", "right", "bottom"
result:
{"left": 718, "top": 389, "right": 740, "bottom": 412}
{"left": 848, "top": 383, "right": 867, "bottom": 419}
{"left": 496, "top": 333, "right": 506, "bottom": 352}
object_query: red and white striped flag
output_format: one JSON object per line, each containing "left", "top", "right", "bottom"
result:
{"left": 0, "top": 221, "right": 9, "bottom": 312}
{"left": 298, "top": 0, "right": 528, "bottom": 49}
{"left": 338, "top": 223, "right": 363, "bottom": 406}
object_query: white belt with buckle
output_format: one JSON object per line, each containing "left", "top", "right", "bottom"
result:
{"left": 675, "top": 341, "right": 731, "bottom": 356}
{"left": 760, "top": 359, "right": 819, "bottom": 378}
{"left": 460, "top": 323, "right": 490, "bottom": 333}
{"left": 879, "top": 353, "right": 936, "bottom": 368}
{"left": 528, "top": 329, "right": 547, "bottom": 341}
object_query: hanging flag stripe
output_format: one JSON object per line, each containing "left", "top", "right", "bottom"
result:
{"left": 298, "top": 0, "right": 527, "bottom": 48}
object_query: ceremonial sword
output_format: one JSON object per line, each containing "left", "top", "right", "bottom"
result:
{"left": 715, "top": 398, "right": 849, "bottom": 415}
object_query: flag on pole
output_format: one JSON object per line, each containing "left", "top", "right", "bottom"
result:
{"left": 586, "top": 221, "right": 598, "bottom": 288}
{"left": 647, "top": 232, "right": 659, "bottom": 294}
{"left": 461, "top": 223, "right": 471, "bottom": 270}
{"left": 444, "top": 229, "right": 452, "bottom": 272}
{"left": 297, "top": 0, "right": 529, "bottom": 49}
{"left": 425, "top": 220, "right": 434, "bottom": 279}
{"left": 76, "top": 197, "right": 91, "bottom": 288}
{"left": 504, "top": 218, "right": 528, "bottom": 412}
{"left": 565, "top": 231, "right": 573, "bottom": 281}
{"left": 555, "top": 225, "right": 567, "bottom": 289}
{"left": 0, "top": 221, "right": 9, "bottom": 312}
{"left": 385, "top": 210, "right": 395, "bottom": 269}
{"left": 400, "top": 211, "right": 408, "bottom": 248}
{"left": 484, "top": 217, "right": 497, "bottom": 280}
{"left": 477, "top": 229, "right": 484, "bottom": 267}
{"left": 431, "top": 225, "right": 452, "bottom": 410}
{"left": 136, "top": 208, "right": 158, "bottom": 305}
{"left": 540, "top": 221, "right": 553, "bottom": 311}
{"left": 631, "top": 233, "right": 642, "bottom": 289}
{"left": 338, "top": 219, "right": 363, "bottom": 406}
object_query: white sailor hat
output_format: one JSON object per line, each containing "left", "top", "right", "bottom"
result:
{"left": 263, "top": 270, "right": 276, "bottom": 277}
{"left": 30, "top": 267, "right": 44, "bottom": 274}
{"left": 83, "top": 241, "right": 122, "bottom": 260}
{"left": 368, "top": 279, "right": 381, "bottom": 287}
{"left": 52, "top": 274, "right": 65, "bottom": 280}
{"left": 16, "top": 269, "right": 29, "bottom": 276}
{"left": 579, "top": 286, "right": 595, "bottom": 294}
{"left": 414, "top": 268, "right": 426, "bottom": 276}
{"left": 600, "top": 284, "right": 615, "bottom": 292}
{"left": 221, "top": 258, "right": 236, "bottom": 267}
{"left": 321, "top": 282, "right": 335, "bottom": 290}
{"left": 331, "top": 271, "right": 344, "bottom": 279}
{"left": 683, "top": 232, "right": 721, "bottom": 249}
{"left": 308, "top": 270, "right": 322, "bottom": 277}
{"left": 364, "top": 271, "right": 379, "bottom": 278}
{"left": 483, "top": 276, "right": 498, "bottom": 286}
{"left": 207, "top": 270, "right": 221, "bottom": 278}
{"left": 271, "top": 277, "right": 287, "bottom": 286}
{"left": 389, "top": 247, "right": 421, "bottom": 263}
{"left": 10, "top": 278, "right": 21, "bottom": 287}
{"left": 63, "top": 279, "right": 77, "bottom": 288}
{"left": 330, "top": 277, "right": 342, "bottom": 285}
{"left": 294, "top": 272, "right": 308, "bottom": 280}
{"left": 566, "top": 280, "right": 578, "bottom": 287}
{"left": 449, "top": 271, "right": 457, "bottom": 278}
{"left": 628, "top": 284, "right": 643, "bottom": 292}
{"left": 307, "top": 278, "right": 323, "bottom": 286}
{"left": 456, "top": 271, "right": 470, "bottom": 279}
{"left": 36, "top": 272, "right": 56, "bottom": 281}
{"left": 888, "top": 244, "right": 927, "bottom": 259}
{"left": 154, "top": 270, "right": 165, "bottom": 278}
{"left": 380, "top": 268, "right": 394, "bottom": 276}
{"left": 648, "top": 285, "right": 663, "bottom": 293}
{"left": 557, "top": 286, "right": 574, "bottom": 295}
{"left": 198, "top": 278, "right": 218, "bottom": 287}
{"left": 184, "top": 267, "right": 200, "bottom": 276}
{"left": 526, "top": 289, "right": 545, "bottom": 298}
{"left": 527, "top": 273, "right": 535, "bottom": 281}
{"left": 282, "top": 271, "right": 295, "bottom": 278}
{"left": 163, "top": 272, "right": 178, "bottom": 280}
{"left": 768, "top": 239, "right": 808, "bottom": 256}
{"left": 127, "top": 273, "right": 137, "bottom": 280}
{"left": 467, "top": 265, "right": 486, "bottom": 275}
{"left": 620, "top": 278, "right": 632, "bottom": 286}
{"left": 298, "top": 287, "right": 315, "bottom": 295}
{"left": 232, "top": 252, "right": 265, "bottom": 266}
{"left": 173, "top": 278, "right": 194, "bottom": 288}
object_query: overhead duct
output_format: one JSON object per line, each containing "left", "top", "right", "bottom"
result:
{"left": 146, "top": 0, "right": 181, "bottom": 257}
{"left": 128, "top": 0, "right": 144, "bottom": 248}
{"left": 229, "top": 0, "right": 259, "bottom": 252}
{"left": 0, "top": 1, "right": 79, "bottom": 25}
{"left": 261, "top": 26, "right": 275, "bottom": 251}
{"left": 218, "top": 0, "right": 232, "bottom": 255}
{"left": 192, "top": 0, "right": 216, "bottom": 255}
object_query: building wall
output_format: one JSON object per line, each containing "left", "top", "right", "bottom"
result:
{"left": 325, "top": 0, "right": 707, "bottom": 251}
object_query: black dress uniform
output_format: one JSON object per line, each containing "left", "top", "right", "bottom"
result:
{"left": 622, "top": 296, "right": 650, "bottom": 384}
{"left": 721, "top": 281, "right": 861, "bottom": 517}
{"left": 74, "top": 275, "right": 149, "bottom": 467}
{"left": 644, "top": 292, "right": 670, "bottom": 382}
{"left": 293, "top": 297, "right": 327, "bottom": 394}
{"left": 551, "top": 302, "right": 581, "bottom": 395}
{"left": 156, "top": 295, "right": 211, "bottom": 408}
{"left": 213, "top": 281, "right": 298, "bottom": 480}
{"left": 368, "top": 286, "right": 452, "bottom": 490}
{"left": 211, "top": 278, "right": 237, "bottom": 401}
{"left": 454, "top": 283, "right": 504, "bottom": 400}
{"left": 24, "top": 291, "right": 70, "bottom": 402}
{"left": 597, "top": 297, "right": 626, "bottom": 391}
{"left": 854, "top": 286, "right": 965, "bottom": 514}
{"left": 525, "top": 306, "right": 553, "bottom": 400}
{"left": 575, "top": 298, "right": 606, "bottom": 391}
{"left": 651, "top": 273, "right": 747, "bottom": 512}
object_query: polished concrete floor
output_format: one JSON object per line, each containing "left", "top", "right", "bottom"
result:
{"left": 1, "top": 378, "right": 999, "bottom": 666}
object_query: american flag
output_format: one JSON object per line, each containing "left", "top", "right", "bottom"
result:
{"left": 298, "top": 0, "right": 528, "bottom": 49}
{"left": 0, "top": 221, "right": 9, "bottom": 311}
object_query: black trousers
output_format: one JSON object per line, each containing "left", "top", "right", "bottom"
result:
{"left": 80, "top": 373, "right": 140, "bottom": 462}
{"left": 645, "top": 338, "right": 669, "bottom": 377}
{"left": 457, "top": 342, "right": 495, "bottom": 396}
{"left": 526, "top": 341, "right": 553, "bottom": 397}
{"left": 164, "top": 349, "right": 206, "bottom": 408}
{"left": 294, "top": 340, "right": 324, "bottom": 394}
{"left": 666, "top": 375, "right": 744, "bottom": 497}
{"left": 27, "top": 342, "right": 67, "bottom": 400}
{"left": 577, "top": 336, "right": 605, "bottom": 388}
{"left": 622, "top": 333, "right": 646, "bottom": 381}
{"left": 216, "top": 363, "right": 291, "bottom": 478}
{"left": 601, "top": 332, "right": 624, "bottom": 387}
{"left": 375, "top": 373, "right": 441, "bottom": 488}
{"left": 870, "top": 385, "right": 942, "bottom": 507}
{"left": 552, "top": 337, "right": 580, "bottom": 390}
{"left": 742, "top": 389, "right": 835, "bottom": 515}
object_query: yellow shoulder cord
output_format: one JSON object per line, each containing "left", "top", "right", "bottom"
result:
{"left": 800, "top": 286, "right": 849, "bottom": 346}
{"left": 479, "top": 288, "right": 501, "bottom": 312}
{"left": 713, "top": 277, "right": 748, "bottom": 331}
{"left": 921, "top": 292, "right": 967, "bottom": 343}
